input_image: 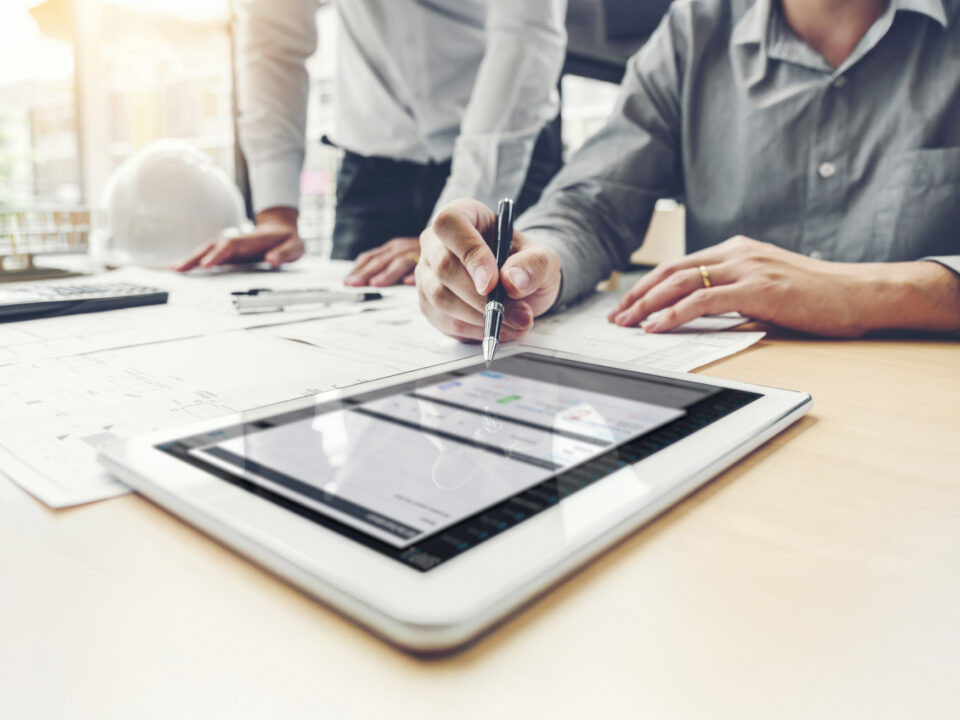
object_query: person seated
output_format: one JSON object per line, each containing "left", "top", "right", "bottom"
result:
{"left": 416, "top": 0, "right": 960, "bottom": 342}
{"left": 173, "top": 0, "right": 567, "bottom": 288}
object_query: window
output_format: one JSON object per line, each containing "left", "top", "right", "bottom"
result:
{"left": 0, "top": 0, "right": 236, "bottom": 269}
{"left": 0, "top": 1, "right": 233, "bottom": 206}
{"left": 299, "top": 4, "right": 339, "bottom": 257}
{"left": 0, "top": 3, "right": 627, "bottom": 265}
{"left": 561, "top": 75, "right": 621, "bottom": 157}
{"left": 0, "top": 2, "right": 79, "bottom": 207}
{"left": 82, "top": 0, "right": 235, "bottom": 202}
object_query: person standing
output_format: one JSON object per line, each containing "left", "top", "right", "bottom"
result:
{"left": 175, "top": 0, "right": 568, "bottom": 288}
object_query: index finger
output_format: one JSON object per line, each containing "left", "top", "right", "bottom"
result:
{"left": 172, "top": 241, "right": 216, "bottom": 272}
{"left": 431, "top": 203, "right": 498, "bottom": 295}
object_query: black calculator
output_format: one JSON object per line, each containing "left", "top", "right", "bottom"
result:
{"left": 0, "top": 281, "right": 168, "bottom": 322}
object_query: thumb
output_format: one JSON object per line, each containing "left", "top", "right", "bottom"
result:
{"left": 500, "top": 244, "right": 558, "bottom": 300}
{"left": 264, "top": 235, "right": 305, "bottom": 267}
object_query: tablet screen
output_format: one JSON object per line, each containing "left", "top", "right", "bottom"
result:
{"left": 160, "top": 352, "right": 760, "bottom": 571}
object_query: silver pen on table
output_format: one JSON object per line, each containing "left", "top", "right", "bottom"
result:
{"left": 231, "top": 287, "right": 383, "bottom": 314}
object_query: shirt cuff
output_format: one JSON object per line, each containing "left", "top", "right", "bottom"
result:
{"left": 922, "top": 257, "right": 960, "bottom": 337}
{"left": 247, "top": 151, "right": 304, "bottom": 214}
{"left": 922, "top": 256, "right": 960, "bottom": 277}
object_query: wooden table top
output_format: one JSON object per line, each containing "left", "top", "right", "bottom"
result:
{"left": 2, "top": 332, "right": 958, "bottom": 719}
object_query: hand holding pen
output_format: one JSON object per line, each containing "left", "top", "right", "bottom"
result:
{"left": 414, "top": 198, "right": 563, "bottom": 346}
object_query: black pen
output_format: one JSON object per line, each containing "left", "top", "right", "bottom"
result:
{"left": 482, "top": 198, "right": 514, "bottom": 365}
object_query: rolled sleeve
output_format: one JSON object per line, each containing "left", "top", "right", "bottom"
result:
{"left": 924, "top": 257, "right": 960, "bottom": 336}
{"left": 924, "top": 256, "right": 960, "bottom": 278}
{"left": 246, "top": 151, "right": 305, "bottom": 214}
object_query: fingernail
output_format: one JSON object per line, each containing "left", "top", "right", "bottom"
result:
{"left": 505, "top": 305, "right": 531, "bottom": 329}
{"left": 614, "top": 311, "right": 631, "bottom": 325}
{"left": 642, "top": 319, "right": 662, "bottom": 332}
{"left": 472, "top": 266, "right": 492, "bottom": 294}
{"left": 505, "top": 267, "right": 531, "bottom": 292}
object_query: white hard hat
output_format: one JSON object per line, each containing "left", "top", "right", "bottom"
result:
{"left": 94, "top": 139, "right": 250, "bottom": 267}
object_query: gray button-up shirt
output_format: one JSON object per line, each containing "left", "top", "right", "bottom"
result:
{"left": 518, "top": 0, "right": 960, "bottom": 307}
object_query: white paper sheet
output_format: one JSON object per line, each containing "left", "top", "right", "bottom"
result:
{"left": 262, "top": 294, "right": 764, "bottom": 375}
{"left": 0, "top": 262, "right": 764, "bottom": 508}
{"left": 525, "top": 293, "right": 764, "bottom": 372}
{"left": 256, "top": 306, "right": 475, "bottom": 374}
{"left": 0, "top": 260, "right": 394, "bottom": 367}
{"left": 0, "top": 331, "right": 401, "bottom": 507}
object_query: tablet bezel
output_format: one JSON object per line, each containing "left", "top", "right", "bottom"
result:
{"left": 98, "top": 345, "right": 811, "bottom": 653}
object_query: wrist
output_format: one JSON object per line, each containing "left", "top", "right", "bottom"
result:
{"left": 516, "top": 228, "right": 572, "bottom": 313}
{"left": 856, "top": 261, "right": 960, "bottom": 333}
{"left": 534, "top": 243, "right": 563, "bottom": 317}
{"left": 256, "top": 206, "right": 299, "bottom": 230}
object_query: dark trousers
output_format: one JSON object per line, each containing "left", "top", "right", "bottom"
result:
{"left": 330, "top": 115, "right": 563, "bottom": 260}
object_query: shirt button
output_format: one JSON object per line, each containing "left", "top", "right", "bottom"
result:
{"left": 818, "top": 162, "right": 837, "bottom": 179}
{"left": 833, "top": 76, "right": 846, "bottom": 89}
{"left": 809, "top": 250, "right": 824, "bottom": 260}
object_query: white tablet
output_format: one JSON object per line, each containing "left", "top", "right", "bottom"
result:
{"left": 98, "top": 346, "right": 811, "bottom": 654}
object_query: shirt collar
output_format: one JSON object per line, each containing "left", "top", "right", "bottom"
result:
{"left": 896, "top": 0, "right": 949, "bottom": 27}
{"left": 731, "top": 0, "right": 771, "bottom": 49}
{"left": 731, "top": 0, "right": 949, "bottom": 87}
{"left": 732, "top": 0, "right": 949, "bottom": 49}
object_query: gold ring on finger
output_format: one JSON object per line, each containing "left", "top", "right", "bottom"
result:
{"left": 698, "top": 265, "right": 712, "bottom": 289}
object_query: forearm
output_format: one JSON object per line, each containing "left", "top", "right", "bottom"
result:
{"left": 256, "top": 206, "right": 299, "bottom": 228}
{"left": 236, "top": 0, "right": 319, "bottom": 213}
{"left": 858, "top": 261, "right": 960, "bottom": 333}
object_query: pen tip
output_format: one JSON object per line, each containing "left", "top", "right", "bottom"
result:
{"left": 482, "top": 337, "right": 497, "bottom": 365}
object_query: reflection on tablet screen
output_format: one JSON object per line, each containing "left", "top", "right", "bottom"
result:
{"left": 161, "top": 353, "right": 759, "bottom": 570}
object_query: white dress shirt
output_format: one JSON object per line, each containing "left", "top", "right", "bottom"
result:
{"left": 237, "top": 0, "right": 567, "bottom": 218}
